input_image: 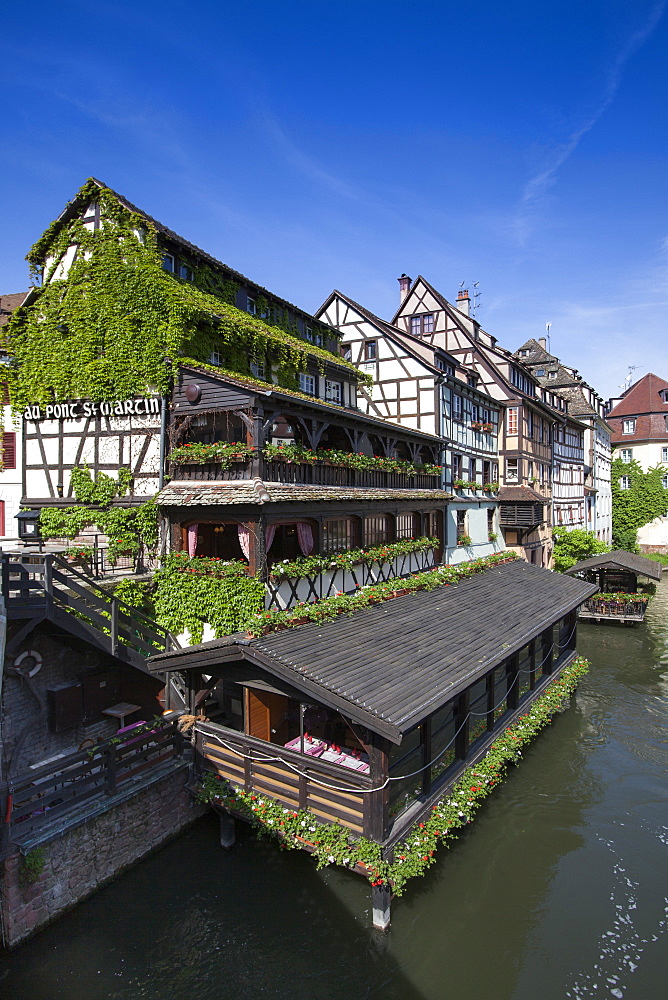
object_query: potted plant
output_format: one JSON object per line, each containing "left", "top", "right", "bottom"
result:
{"left": 488, "top": 532, "right": 498, "bottom": 543}
{"left": 457, "top": 534, "right": 472, "bottom": 546}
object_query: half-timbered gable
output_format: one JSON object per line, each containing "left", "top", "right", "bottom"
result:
{"left": 317, "top": 290, "right": 502, "bottom": 562}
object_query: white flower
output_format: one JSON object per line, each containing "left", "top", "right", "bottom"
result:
{"left": 309, "top": 826, "right": 316, "bottom": 832}
{"left": 301, "top": 821, "right": 306, "bottom": 827}
{"left": 328, "top": 855, "right": 335, "bottom": 863}
{"left": 342, "top": 858, "right": 350, "bottom": 865}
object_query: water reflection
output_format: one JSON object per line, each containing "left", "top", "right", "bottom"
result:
{"left": 2, "top": 583, "right": 667, "bottom": 999}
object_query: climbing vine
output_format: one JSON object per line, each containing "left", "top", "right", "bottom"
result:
{"left": 611, "top": 457, "right": 668, "bottom": 552}
{"left": 552, "top": 527, "right": 609, "bottom": 572}
{"left": 38, "top": 465, "right": 159, "bottom": 563}
{"left": 3, "top": 179, "right": 366, "bottom": 411}
{"left": 150, "top": 553, "right": 266, "bottom": 643}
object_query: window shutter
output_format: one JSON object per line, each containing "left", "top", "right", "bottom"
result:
{"left": 2, "top": 432, "right": 16, "bottom": 469}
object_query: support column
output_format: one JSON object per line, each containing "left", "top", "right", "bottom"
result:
{"left": 219, "top": 811, "right": 236, "bottom": 848}
{"left": 372, "top": 883, "right": 391, "bottom": 932}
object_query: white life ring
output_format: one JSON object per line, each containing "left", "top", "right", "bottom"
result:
{"left": 13, "top": 649, "right": 43, "bottom": 677}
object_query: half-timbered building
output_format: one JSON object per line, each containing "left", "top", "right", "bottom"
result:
{"left": 316, "top": 290, "right": 501, "bottom": 562}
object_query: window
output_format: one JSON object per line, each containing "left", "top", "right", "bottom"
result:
{"left": 507, "top": 407, "right": 518, "bottom": 435}
{"left": 323, "top": 518, "right": 354, "bottom": 553}
{"left": 325, "top": 380, "right": 342, "bottom": 404}
{"left": 527, "top": 461, "right": 534, "bottom": 480}
{"left": 467, "top": 374, "right": 477, "bottom": 388}
{"left": 535, "top": 368, "right": 545, "bottom": 377}
{"left": 247, "top": 296, "right": 256, "bottom": 315}
{"left": 305, "top": 326, "right": 323, "bottom": 347}
{"left": 510, "top": 366, "right": 535, "bottom": 396}
{"left": 622, "top": 418, "right": 635, "bottom": 434}
{"left": 364, "top": 340, "right": 377, "bottom": 361}
{"left": 2, "top": 432, "right": 16, "bottom": 470}
{"left": 209, "top": 349, "right": 222, "bottom": 366}
{"left": 452, "top": 395, "right": 463, "bottom": 421}
{"left": 662, "top": 475, "right": 668, "bottom": 489}
{"left": 456, "top": 510, "right": 467, "bottom": 541}
{"left": 452, "top": 454, "right": 463, "bottom": 481}
{"left": 525, "top": 411, "right": 534, "bottom": 439}
{"left": 162, "top": 253, "right": 175, "bottom": 272}
{"left": 298, "top": 373, "right": 316, "bottom": 395}
{"left": 178, "top": 263, "right": 193, "bottom": 281}
{"left": 364, "top": 515, "right": 390, "bottom": 546}
{"left": 396, "top": 512, "right": 417, "bottom": 539}
{"left": 519, "top": 349, "right": 529, "bottom": 357}
{"left": 250, "top": 362, "right": 266, "bottom": 380}
{"left": 620, "top": 449, "right": 632, "bottom": 463}
{"left": 620, "top": 476, "right": 631, "bottom": 490}
{"left": 410, "top": 314, "right": 434, "bottom": 336}
{"left": 487, "top": 507, "right": 495, "bottom": 535}
{"left": 662, "top": 447, "right": 668, "bottom": 462}
{"left": 506, "top": 458, "right": 519, "bottom": 483}
{"left": 435, "top": 355, "right": 453, "bottom": 374}
{"left": 548, "top": 370, "right": 557, "bottom": 379}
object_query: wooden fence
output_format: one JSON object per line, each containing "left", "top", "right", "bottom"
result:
{"left": 7, "top": 721, "right": 186, "bottom": 838}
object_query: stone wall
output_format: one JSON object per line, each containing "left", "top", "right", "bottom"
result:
{"left": 1, "top": 763, "right": 207, "bottom": 949}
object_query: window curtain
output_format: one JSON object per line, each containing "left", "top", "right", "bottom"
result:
{"left": 296, "top": 521, "right": 314, "bottom": 555}
{"left": 265, "top": 524, "right": 276, "bottom": 552}
{"left": 187, "top": 523, "right": 198, "bottom": 558}
{"left": 237, "top": 524, "right": 251, "bottom": 561}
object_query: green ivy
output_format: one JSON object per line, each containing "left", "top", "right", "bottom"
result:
{"left": 151, "top": 553, "right": 265, "bottom": 643}
{"left": 4, "top": 179, "right": 366, "bottom": 411}
{"left": 19, "top": 847, "right": 45, "bottom": 888}
{"left": 270, "top": 536, "right": 439, "bottom": 579}
{"left": 611, "top": 456, "right": 668, "bottom": 551}
{"left": 197, "top": 656, "right": 590, "bottom": 896}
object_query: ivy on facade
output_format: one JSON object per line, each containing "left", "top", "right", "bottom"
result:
{"left": 3, "top": 179, "right": 367, "bottom": 411}
{"left": 611, "top": 457, "right": 668, "bottom": 551}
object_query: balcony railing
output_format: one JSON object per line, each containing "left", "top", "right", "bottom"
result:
{"left": 171, "top": 457, "right": 441, "bottom": 490}
{"left": 579, "top": 596, "right": 648, "bottom": 622}
{"left": 499, "top": 502, "right": 546, "bottom": 527}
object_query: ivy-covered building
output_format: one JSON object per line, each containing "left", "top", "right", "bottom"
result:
{"left": 607, "top": 372, "right": 668, "bottom": 553}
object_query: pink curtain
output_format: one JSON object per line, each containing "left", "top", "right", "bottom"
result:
{"left": 297, "top": 521, "right": 314, "bottom": 555}
{"left": 237, "top": 524, "right": 251, "bottom": 561}
{"left": 187, "top": 523, "right": 198, "bottom": 558}
{"left": 265, "top": 524, "right": 276, "bottom": 552}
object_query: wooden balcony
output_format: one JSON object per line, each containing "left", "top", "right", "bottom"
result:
{"left": 195, "top": 722, "right": 376, "bottom": 836}
{"left": 171, "top": 456, "right": 442, "bottom": 490}
{"left": 499, "top": 502, "right": 546, "bottom": 528}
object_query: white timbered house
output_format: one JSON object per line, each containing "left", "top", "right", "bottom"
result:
{"left": 387, "top": 277, "right": 570, "bottom": 566}
{"left": 0, "top": 293, "right": 32, "bottom": 541}
{"left": 316, "top": 290, "right": 502, "bottom": 563}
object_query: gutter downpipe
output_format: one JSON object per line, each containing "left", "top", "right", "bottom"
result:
{"left": 158, "top": 394, "right": 169, "bottom": 490}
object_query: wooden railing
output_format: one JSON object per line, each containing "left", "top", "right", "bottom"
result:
{"left": 1, "top": 554, "right": 179, "bottom": 661}
{"left": 196, "top": 723, "right": 372, "bottom": 835}
{"left": 171, "top": 457, "right": 441, "bottom": 491}
{"left": 499, "top": 502, "right": 546, "bottom": 527}
{"left": 579, "top": 596, "right": 648, "bottom": 621}
{"left": 7, "top": 721, "right": 186, "bottom": 839}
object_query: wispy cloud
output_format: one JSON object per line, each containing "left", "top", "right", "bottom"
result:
{"left": 513, "top": 2, "right": 666, "bottom": 244}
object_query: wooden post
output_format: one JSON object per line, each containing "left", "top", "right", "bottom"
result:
{"left": 219, "top": 811, "right": 236, "bottom": 848}
{"left": 529, "top": 638, "right": 537, "bottom": 690}
{"left": 372, "top": 883, "right": 391, "bottom": 931}
{"left": 421, "top": 717, "right": 432, "bottom": 795}
{"left": 455, "top": 690, "right": 470, "bottom": 760}
{"left": 542, "top": 626, "right": 553, "bottom": 676}
{"left": 507, "top": 655, "right": 519, "bottom": 711}
{"left": 110, "top": 598, "right": 119, "bottom": 657}
{"left": 43, "top": 555, "right": 53, "bottom": 613}
{"left": 105, "top": 743, "right": 117, "bottom": 795}
{"left": 364, "top": 737, "right": 389, "bottom": 843}
{"left": 486, "top": 670, "right": 495, "bottom": 730}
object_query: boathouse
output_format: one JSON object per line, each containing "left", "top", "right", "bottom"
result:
{"left": 149, "top": 559, "right": 596, "bottom": 852}
{"left": 565, "top": 549, "right": 662, "bottom": 623}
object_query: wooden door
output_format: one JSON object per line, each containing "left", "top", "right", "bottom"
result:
{"left": 245, "top": 688, "right": 288, "bottom": 743}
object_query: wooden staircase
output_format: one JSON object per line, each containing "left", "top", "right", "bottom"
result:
{"left": 2, "top": 554, "right": 179, "bottom": 670}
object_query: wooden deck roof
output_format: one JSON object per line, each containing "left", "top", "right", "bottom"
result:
{"left": 150, "top": 560, "right": 596, "bottom": 743}
{"left": 565, "top": 550, "right": 663, "bottom": 581}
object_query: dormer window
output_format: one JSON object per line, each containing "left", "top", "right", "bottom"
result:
{"left": 162, "top": 253, "right": 175, "bottom": 273}
{"left": 520, "top": 349, "right": 529, "bottom": 357}
{"left": 548, "top": 371, "right": 557, "bottom": 379}
{"left": 535, "top": 368, "right": 545, "bottom": 377}
{"left": 661, "top": 389, "right": 668, "bottom": 403}
{"left": 622, "top": 418, "right": 636, "bottom": 434}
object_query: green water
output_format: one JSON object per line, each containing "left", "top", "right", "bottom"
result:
{"left": 2, "top": 583, "right": 667, "bottom": 999}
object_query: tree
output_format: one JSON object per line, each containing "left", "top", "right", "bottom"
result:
{"left": 611, "top": 457, "right": 668, "bottom": 552}
{"left": 552, "top": 528, "right": 609, "bottom": 573}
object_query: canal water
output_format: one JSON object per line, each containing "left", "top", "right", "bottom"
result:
{"left": 2, "top": 582, "right": 667, "bottom": 1000}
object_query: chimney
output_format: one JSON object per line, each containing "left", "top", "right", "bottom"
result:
{"left": 538, "top": 337, "right": 547, "bottom": 350}
{"left": 397, "top": 274, "right": 412, "bottom": 301}
{"left": 456, "top": 288, "right": 470, "bottom": 316}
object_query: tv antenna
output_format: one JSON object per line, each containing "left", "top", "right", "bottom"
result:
{"left": 472, "top": 281, "right": 481, "bottom": 318}
{"left": 545, "top": 322, "right": 551, "bottom": 353}
{"left": 619, "top": 365, "right": 640, "bottom": 393}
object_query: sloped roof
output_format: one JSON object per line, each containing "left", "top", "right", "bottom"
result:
{"left": 515, "top": 338, "right": 554, "bottom": 364}
{"left": 564, "top": 549, "right": 662, "bottom": 581}
{"left": 0, "top": 292, "right": 30, "bottom": 328}
{"left": 149, "top": 559, "right": 597, "bottom": 742}
{"left": 155, "top": 479, "right": 455, "bottom": 507}
{"left": 497, "top": 486, "right": 545, "bottom": 503}
{"left": 607, "top": 373, "right": 668, "bottom": 417}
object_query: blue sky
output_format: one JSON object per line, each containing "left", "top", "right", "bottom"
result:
{"left": 3, "top": 0, "right": 667, "bottom": 400}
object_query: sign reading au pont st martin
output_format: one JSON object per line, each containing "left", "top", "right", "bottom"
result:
{"left": 23, "top": 397, "right": 161, "bottom": 422}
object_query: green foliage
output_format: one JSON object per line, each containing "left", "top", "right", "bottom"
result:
{"left": 4, "top": 179, "right": 366, "bottom": 410}
{"left": 113, "top": 579, "right": 152, "bottom": 611}
{"left": 552, "top": 527, "right": 610, "bottom": 572}
{"left": 19, "top": 848, "right": 45, "bottom": 888}
{"left": 151, "top": 553, "right": 265, "bottom": 643}
{"left": 262, "top": 443, "right": 441, "bottom": 476}
{"left": 611, "top": 457, "right": 668, "bottom": 551}
{"left": 270, "top": 536, "right": 439, "bottom": 579}
{"left": 38, "top": 466, "right": 159, "bottom": 564}
{"left": 198, "top": 657, "right": 590, "bottom": 895}
{"left": 169, "top": 441, "right": 253, "bottom": 466}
